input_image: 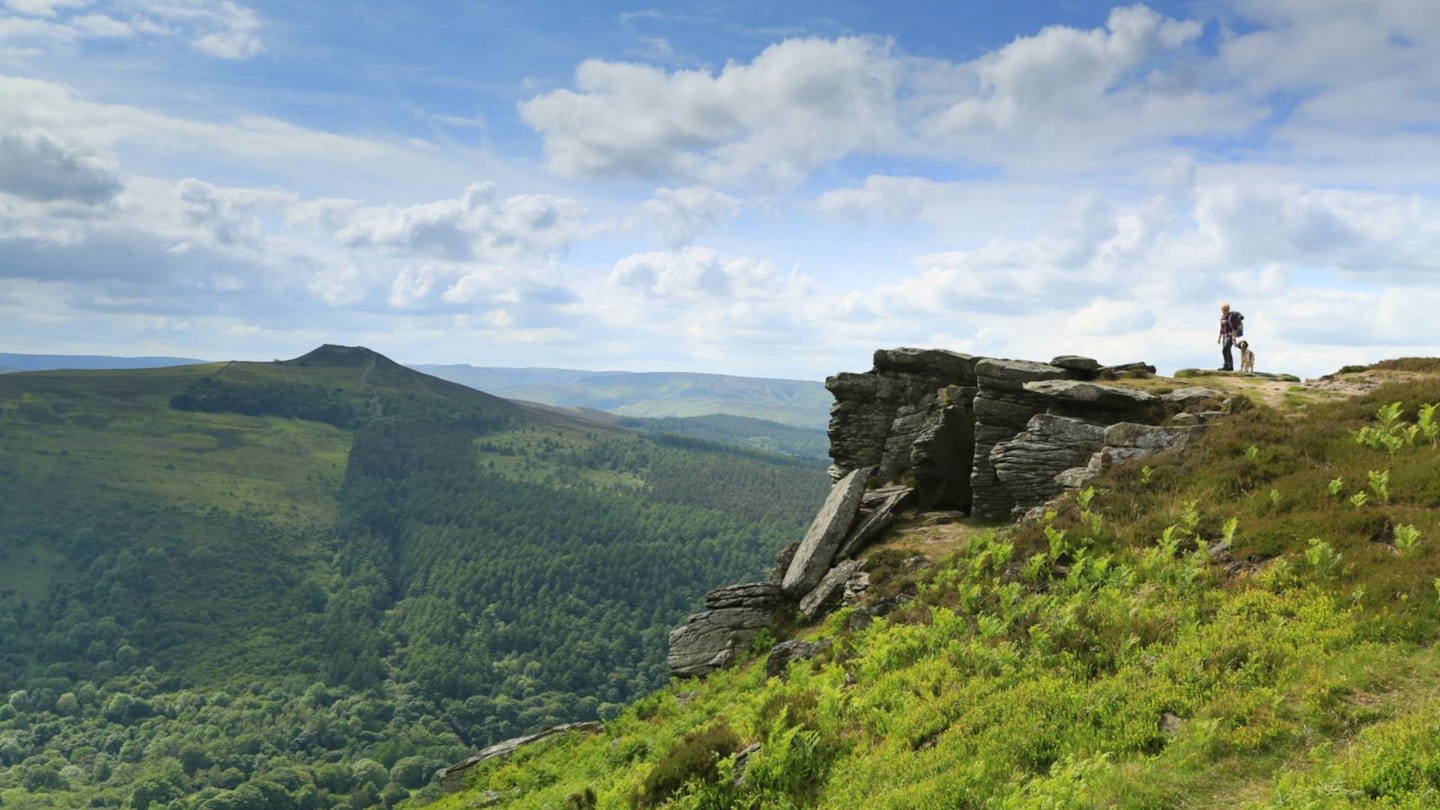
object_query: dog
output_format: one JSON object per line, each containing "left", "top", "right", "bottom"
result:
{"left": 1237, "top": 340, "right": 1255, "bottom": 373}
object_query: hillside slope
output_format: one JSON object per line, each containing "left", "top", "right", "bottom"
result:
{"left": 412, "top": 364, "right": 831, "bottom": 430}
{"left": 426, "top": 359, "right": 1440, "bottom": 809}
{"left": 0, "top": 352, "right": 208, "bottom": 371}
{"left": 0, "top": 347, "right": 829, "bottom": 809}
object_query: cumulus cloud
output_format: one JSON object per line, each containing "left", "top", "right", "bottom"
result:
{"left": 0, "top": 130, "right": 121, "bottom": 204}
{"left": 1207, "top": 1, "right": 1440, "bottom": 186}
{"left": 838, "top": 169, "right": 1440, "bottom": 378}
{"left": 610, "top": 246, "right": 781, "bottom": 301}
{"left": 641, "top": 186, "right": 742, "bottom": 247}
{"left": 518, "top": 6, "right": 1271, "bottom": 186}
{"left": 596, "top": 246, "right": 826, "bottom": 356}
{"left": 0, "top": 173, "right": 596, "bottom": 334}
{"left": 813, "top": 175, "right": 948, "bottom": 223}
{"left": 1191, "top": 185, "right": 1440, "bottom": 281}
{"left": 908, "top": 5, "right": 1263, "bottom": 172}
{"left": 0, "top": 0, "right": 263, "bottom": 58}
{"left": 333, "top": 182, "right": 590, "bottom": 264}
{"left": 520, "top": 36, "right": 899, "bottom": 185}
{"left": 176, "top": 178, "right": 295, "bottom": 247}
{"left": 922, "top": 6, "right": 1203, "bottom": 133}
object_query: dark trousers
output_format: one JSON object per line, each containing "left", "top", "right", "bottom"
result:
{"left": 1221, "top": 336, "right": 1234, "bottom": 370}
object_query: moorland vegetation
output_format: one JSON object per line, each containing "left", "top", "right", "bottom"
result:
{"left": 431, "top": 359, "right": 1440, "bottom": 808}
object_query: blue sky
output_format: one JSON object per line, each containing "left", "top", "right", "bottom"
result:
{"left": 2, "top": 1, "right": 1438, "bottom": 380}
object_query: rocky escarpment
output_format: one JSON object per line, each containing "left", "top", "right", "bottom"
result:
{"left": 668, "top": 347, "right": 1238, "bottom": 679}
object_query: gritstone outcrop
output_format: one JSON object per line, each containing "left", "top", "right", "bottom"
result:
{"left": 667, "top": 347, "right": 1227, "bottom": 679}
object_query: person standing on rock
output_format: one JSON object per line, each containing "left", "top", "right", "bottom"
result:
{"left": 1218, "top": 302, "right": 1238, "bottom": 371}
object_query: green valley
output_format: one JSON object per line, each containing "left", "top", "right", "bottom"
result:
{"left": 0, "top": 346, "right": 829, "bottom": 809}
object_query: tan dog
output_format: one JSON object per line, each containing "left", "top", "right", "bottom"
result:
{"left": 1237, "top": 340, "right": 1255, "bottom": 373}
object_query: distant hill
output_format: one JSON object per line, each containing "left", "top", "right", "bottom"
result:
{"left": 619, "top": 413, "right": 829, "bottom": 460}
{"left": 0, "top": 351, "right": 208, "bottom": 371}
{"left": 412, "top": 364, "right": 832, "bottom": 430}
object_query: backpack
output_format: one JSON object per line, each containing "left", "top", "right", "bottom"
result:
{"left": 1228, "top": 311, "right": 1245, "bottom": 337}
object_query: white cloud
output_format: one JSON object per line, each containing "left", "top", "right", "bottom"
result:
{"left": 909, "top": 5, "right": 1262, "bottom": 172}
{"left": 641, "top": 186, "right": 742, "bottom": 247}
{"left": 0, "top": 0, "right": 263, "bottom": 58}
{"left": 0, "top": 129, "right": 121, "bottom": 204}
{"left": 923, "top": 5, "right": 1202, "bottom": 131}
{"left": 520, "top": 36, "right": 899, "bottom": 185}
{"left": 333, "top": 182, "right": 591, "bottom": 264}
{"left": 2, "top": 0, "right": 87, "bottom": 17}
{"left": 175, "top": 178, "right": 295, "bottom": 248}
{"left": 189, "top": 1, "right": 261, "bottom": 58}
{"left": 814, "top": 175, "right": 952, "bottom": 224}
{"left": 610, "top": 246, "right": 780, "bottom": 301}
{"left": 519, "top": 6, "right": 1268, "bottom": 186}
{"left": 0, "top": 76, "right": 471, "bottom": 197}
{"left": 1192, "top": 184, "right": 1440, "bottom": 281}
{"left": 1066, "top": 297, "right": 1156, "bottom": 335}
{"left": 595, "top": 247, "right": 827, "bottom": 358}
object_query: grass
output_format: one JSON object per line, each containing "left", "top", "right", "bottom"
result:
{"left": 0, "top": 366, "right": 349, "bottom": 527}
{"left": 418, "top": 360, "right": 1440, "bottom": 810}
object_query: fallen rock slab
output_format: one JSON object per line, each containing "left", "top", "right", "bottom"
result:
{"left": 781, "top": 466, "right": 872, "bottom": 596}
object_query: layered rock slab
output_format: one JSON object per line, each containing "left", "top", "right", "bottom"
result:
{"left": 667, "top": 583, "right": 789, "bottom": 678}
{"left": 781, "top": 466, "right": 871, "bottom": 596}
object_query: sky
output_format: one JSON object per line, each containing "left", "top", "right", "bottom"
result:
{"left": 2, "top": 0, "right": 1439, "bottom": 381}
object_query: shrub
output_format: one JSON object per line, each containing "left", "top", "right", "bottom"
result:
{"left": 637, "top": 721, "right": 740, "bottom": 807}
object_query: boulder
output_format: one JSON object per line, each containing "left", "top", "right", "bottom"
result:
{"left": 765, "top": 639, "right": 832, "bottom": 680}
{"left": 1102, "top": 361, "right": 1157, "bottom": 376}
{"left": 1104, "top": 422, "right": 1206, "bottom": 451}
{"left": 704, "top": 582, "right": 787, "bottom": 611}
{"left": 873, "top": 347, "right": 980, "bottom": 380}
{"left": 826, "top": 350, "right": 978, "bottom": 486}
{"left": 668, "top": 602, "right": 786, "bottom": 678}
{"left": 668, "top": 582, "right": 790, "bottom": 678}
{"left": 844, "top": 571, "right": 871, "bottom": 604}
{"left": 1094, "top": 423, "right": 1207, "bottom": 472}
{"left": 846, "top": 596, "right": 902, "bottom": 632}
{"left": 1160, "top": 386, "right": 1225, "bottom": 411}
{"left": 836, "top": 488, "right": 910, "bottom": 561}
{"left": 767, "top": 543, "right": 799, "bottom": 585}
{"left": 975, "top": 358, "right": 1069, "bottom": 391}
{"left": 781, "top": 467, "right": 871, "bottom": 596}
{"left": 974, "top": 390, "right": 1050, "bottom": 429}
{"left": 799, "top": 559, "right": 861, "bottom": 621}
{"left": 1024, "top": 379, "right": 1158, "bottom": 413}
{"left": 1049, "top": 355, "right": 1102, "bottom": 377}
{"left": 990, "top": 415, "right": 1108, "bottom": 517}
{"left": 437, "top": 722, "right": 602, "bottom": 793}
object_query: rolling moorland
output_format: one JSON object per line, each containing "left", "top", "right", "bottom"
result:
{"left": 1, "top": 354, "right": 832, "bottom": 460}
{"left": 0, "top": 345, "right": 831, "bottom": 809}
{"left": 429, "top": 359, "right": 1440, "bottom": 809}
{"left": 410, "top": 365, "right": 831, "bottom": 431}
{"left": 0, "top": 354, "right": 207, "bottom": 373}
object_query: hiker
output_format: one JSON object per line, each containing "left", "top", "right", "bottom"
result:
{"left": 1218, "top": 303, "right": 1241, "bottom": 371}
